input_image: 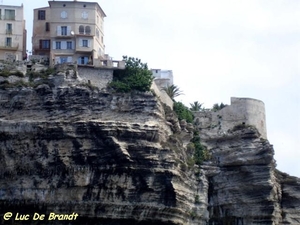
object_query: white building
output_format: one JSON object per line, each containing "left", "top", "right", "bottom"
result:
{"left": 151, "top": 69, "right": 173, "bottom": 89}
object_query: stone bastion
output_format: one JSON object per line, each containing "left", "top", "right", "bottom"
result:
{"left": 193, "top": 97, "right": 267, "bottom": 139}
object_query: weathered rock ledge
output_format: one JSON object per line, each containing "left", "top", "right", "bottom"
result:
{"left": 0, "top": 85, "right": 299, "bottom": 224}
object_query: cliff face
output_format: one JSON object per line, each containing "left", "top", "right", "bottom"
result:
{"left": 0, "top": 84, "right": 299, "bottom": 224}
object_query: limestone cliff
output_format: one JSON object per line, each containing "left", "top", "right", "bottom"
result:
{"left": 0, "top": 79, "right": 299, "bottom": 224}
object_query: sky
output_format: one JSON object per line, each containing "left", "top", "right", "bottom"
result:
{"left": 2, "top": 0, "right": 300, "bottom": 177}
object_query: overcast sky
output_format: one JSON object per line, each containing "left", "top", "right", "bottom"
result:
{"left": 3, "top": 0, "right": 300, "bottom": 177}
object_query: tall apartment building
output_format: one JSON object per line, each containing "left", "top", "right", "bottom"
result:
{"left": 0, "top": 4, "right": 26, "bottom": 61}
{"left": 32, "top": 0, "right": 106, "bottom": 67}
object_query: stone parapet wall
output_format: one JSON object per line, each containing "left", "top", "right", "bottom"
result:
{"left": 77, "top": 67, "right": 114, "bottom": 90}
{"left": 194, "top": 97, "right": 267, "bottom": 139}
{"left": 151, "top": 82, "right": 173, "bottom": 109}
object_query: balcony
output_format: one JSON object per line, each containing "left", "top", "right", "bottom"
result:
{"left": 76, "top": 32, "right": 93, "bottom": 37}
{"left": 75, "top": 48, "right": 93, "bottom": 53}
{"left": 6, "top": 29, "right": 13, "bottom": 35}
{"left": 56, "top": 34, "right": 73, "bottom": 39}
{"left": 0, "top": 15, "right": 15, "bottom": 20}
{"left": 0, "top": 43, "right": 19, "bottom": 51}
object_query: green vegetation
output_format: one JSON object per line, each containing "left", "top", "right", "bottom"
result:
{"left": 161, "top": 84, "right": 183, "bottom": 100}
{"left": 109, "top": 56, "right": 154, "bottom": 92}
{"left": 0, "top": 80, "right": 33, "bottom": 89}
{"left": 173, "top": 101, "right": 194, "bottom": 123}
{"left": 212, "top": 102, "right": 227, "bottom": 111}
{"left": 27, "top": 68, "right": 56, "bottom": 82}
{"left": 191, "top": 131, "right": 211, "bottom": 165}
{"left": 190, "top": 101, "right": 203, "bottom": 111}
{"left": 0, "top": 69, "right": 24, "bottom": 78}
{"left": 194, "top": 195, "right": 200, "bottom": 204}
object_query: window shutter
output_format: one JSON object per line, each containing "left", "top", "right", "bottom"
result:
{"left": 67, "top": 26, "right": 71, "bottom": 35}
{"left": 52, "top": 41, "right": 56, "bottom": 49}
{"left": 79, "top": 39, "right": 83, "bottom": 47}
{"left": 84, "top": 57, "right": 88, "bottom": 65}
{"left": 61, "top": 41, "right": 67, "bottom": 50}
{"left": 57, "top": 26, "right": 61, "bottom": 36}
{"left": 39, "top": 40, "right": 42, "bottom": 49}
{"left": 88, "top": 40, "right": 91, "bottom": 47}
{"left": 67, "top": 56, "right": 72, "bottom": 63}
{"left": 77, "top": 57, "right": 81, "bottom": 65}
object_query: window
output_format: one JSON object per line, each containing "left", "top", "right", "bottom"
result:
{"left": 78, "top": 56, "right": 88, "bottom": 65}
{"left": 57, "top": 26, "right": 70, "bottom": 36}
{"left": 4, "top": 9, "right": 15, "bottom": 20}
{"left": 6, "top": 24, "right": 12, "bottom": 34}
{"left": 67, "top": 41, "right": 73, "bottom": 49}
{"left": 60, "top": 57, "right": 68, "bottom": 64}
{"left": 61, "top": 11, "right": 67, "bottom": 19}
{"left": 39, "top": 40, "right": 50, "bottom": 49}
{"left": 85, "top": 26, "right": 91, "bottom": 35}
{"left": 6, "top": 37, "right": 12, "bottom": 47}
{"left": 56, "top": 41, "right": 61, "bottom": 49}
{"left": 45, "top": 22, "right": 50, "bottom": 31}
{"left": 82, "top": 40, "right": 88, "bottom": 47}
{"left": 61, "top": 26, "right": 67, "bottom": 35}
{"left": 79, "top": 25, "right": 84, "bottom": 34}
{"left": 38, "top": 10, "right": 46, "bottom": 20}
{"left": 82, "top": 11, "right": 88, "bottom": 19}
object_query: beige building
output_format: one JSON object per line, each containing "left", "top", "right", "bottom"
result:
{"left": 0, "top": 4, "right": 26, "bottom": 61}
{"left": 32, "top": 0, "right": 106, "bottom": 67}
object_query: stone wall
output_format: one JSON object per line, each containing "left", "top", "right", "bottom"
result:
{"left": 77, "top": 67, "right": 114, "bottom": 90}
{"left": 194, "top": 97, "right": 267, "bottom": 139}
{"left": 77, "top": 66, "right": 173, "bottom": 109}
{"left": 151, "top": 82, "right": 173, "bottom": 110}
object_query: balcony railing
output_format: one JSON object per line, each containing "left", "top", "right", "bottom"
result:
{"left": 0, "top": 43, "right": 19, "bottom": 51}
{"left": 6, "top": 29, "right": 13, "bottom": 35}
{"left": 0, "top": 15, "right": 15, "bottom": 20}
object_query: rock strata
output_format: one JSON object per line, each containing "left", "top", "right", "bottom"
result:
{"left": 0, "top": 83, "right": 299, "bottom": 224}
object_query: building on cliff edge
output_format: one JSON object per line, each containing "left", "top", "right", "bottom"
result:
{"left": 32, "top": 0, "right": 124, "bottom": 68}
{"left": 0, "top": 3, "right": 27, "bottom": 61}
{"left": 151, "top": 69, "right": 173, "bottom": 89}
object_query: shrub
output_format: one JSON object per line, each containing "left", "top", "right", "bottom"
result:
{"left": 27, "top": 68, "right": 56, "bottom": 82}
{"left": 190, "top": 131, "right": 210, "bottom": 165}
{"left": 0, "top": 80, "right": 33, "bottom": 89}
{"left": 173, "top": 101, "right": 193, "bottom": 123}
{"left": 195, "top": 195, "right": 200, "bottom": 204}
{"left": 0, "top": 69, "right": 11, "bottom": 77}
{"left": 109, "top": 56, "right": 154, "bottom": 92}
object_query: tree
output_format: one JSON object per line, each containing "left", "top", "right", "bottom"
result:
{"left": 162, "top": 84, "right": 183, "bottom": 100}
{"left": 109, "top": 56, "right": 154, "bottom": 92}
{"left": 190, "top": 101, "right": 203, "bottom": 111}
{"left": 212, "top": 102, "right": 227, "bottom": 111}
